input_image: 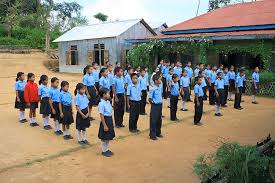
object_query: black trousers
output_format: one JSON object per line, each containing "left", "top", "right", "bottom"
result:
{"left": 209, "top": 83, "right": 215, "bottom": 105}
{"left": 150, "top": 104, "right": 162, "bottom": 138}
{"left": 140, "top": 90, "right": 147, "bottom": 114}
{"left": 222, "top": 85, "right": 229, "bottom": 105}
{"left": 162, "top": 77, "right": 167, "bottom": 99}
{"left": 170, "top": 95, "right": 178, "bottom": 121}
{"left": 95, "top": 82, "right": 100, "bottom": 105}
{"left": 234, "top": 87, "right": 243, "bottom": 108}
{"left": 202, "top": 86, "right": 207, "bottom": 100}
{"left": 125, "top": 89, "right": 129, "bottom": 112}
{"left": 114, "top": 94, "right": 125, "bottom": 126}
{"left": 194, "top": 97, "right": 203, "bottom": 124}
{"left": 129, "top": 100, "right": 140, "bottom": 130}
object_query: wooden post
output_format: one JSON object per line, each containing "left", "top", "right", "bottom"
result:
{"left": 154, "top": 54, "right": 158, "bottom": 67}
{"left": 98, "top": 41, "right": 102, "bottom": 68}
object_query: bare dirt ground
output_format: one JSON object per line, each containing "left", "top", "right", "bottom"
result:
{"left": 0, "top": 53, "right": 274, "bottom": 183}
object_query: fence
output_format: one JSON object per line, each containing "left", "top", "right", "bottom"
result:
{"left": 0, "top": 45, "right": 31, "bottom": 54}
{"left": 245, "top": 80, "right": 275, "bottom": 97}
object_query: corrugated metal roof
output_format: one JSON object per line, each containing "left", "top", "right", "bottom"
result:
{"left": 53, "top": 19, "right": 143, "bottom": 42}
{"left": 147, "top": 21, "right": 168, "bottom": 29}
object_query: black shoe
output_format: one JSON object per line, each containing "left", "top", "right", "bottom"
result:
{"left": 82, "top": 140, "right": 90, "bottom": 145}
{"left": 222, "top": 105, "right": 228, "bottom": 107}
{"left": 30, "top": 123, "right": 35, "bottom": 127}
{"left": 120, "top": 124, "right": 125, "bottom": 128}
{"left": 33, "top": 122, "right": 39, "bottom": 126}
{"left": 78, "top": 141, "right": 85, "bottom": 145}
{"left": 58, "top": 130, "right": 63, "bottom": 135}
{"left": 116, "top": 125, "right": 122, "bottom": 128}
{"left": 215, "top": 113, "right": 222, "bottom": 117}
{"left": 150, "top": 136, "right": 158, "bottom": 140}
{"left": 22, "top": 119, "right": 28, "bottom": 122}
{"left": 67, "top": 135, "right": 73, "bottom": 139}
{"left": 130, "top": 129, "right": 140, "bottom": 133}
{"left": 107, "top": 150, "right": 114, "bottom": 156}
{"left": 102, "top": 151, "right": 112, "bottom": 157}
{"left": 181, "top": 109, "right": 188, "bottom": 111}
{"left": 156, "top": 134, "right": 163, "bottom": 138}
{"left": 252, "top": 101, "right": 258, "bottom": 104}
{"left": 63, "top": 135, "right": 69, "bottom": 140}
{"left": 47, "top": 125, "right": 52, "bottom": 129}
{"left": 54, "top": 131, "right": 60, "bottom": 135}
{"left": 194, "top": 122, "right": 203, "bottom": 126}
{"left": 44, "top": 126, "right": 50, "bottom": 130}
{"left": 140, "top": 113, "right": 147, "bottom": 115}
{"left": 19, "top": 119, "right": 26, "bottom": 123}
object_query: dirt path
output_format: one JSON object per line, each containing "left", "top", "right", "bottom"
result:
{"left": 0, "top": 53, "right": 274, "bottom": 183}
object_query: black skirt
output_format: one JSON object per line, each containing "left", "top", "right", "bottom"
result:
{"left": 215, "top": 89, "right": 224, "bottom": 106}
{"left": 50, "top": 102, "right": 60, "bottom": 121}
{"left": 251, "top": 82, "right": 259, "bottom": 95}
{"left": 87, "top": 86, "right": 97, "bottom": 106}
{"left": 181, "top": 87, "right": 190, "bottom": 101}
{"left": 40, "top": 97, "right": 51, "bottom": 115}
{"left": 15, "top": 90, "right": 26, "bottom": 110}
{"left": 29, "top": 102, "right": 38, "bottom": 109}
{"left": 229, "top": 79, "right": 235, "bottom": 92}
{"left": 60, "top": 105, "right": 74, "bottom": 125}
{"left": 98, "top": 116, "right": 115, "bottom": 141}
{"left": 76, "top": 107, "right": 90, "bottom": 130}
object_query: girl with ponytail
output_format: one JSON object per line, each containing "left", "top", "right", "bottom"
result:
{"left": 15, "top": 72, "right": 27, "bottom": 123}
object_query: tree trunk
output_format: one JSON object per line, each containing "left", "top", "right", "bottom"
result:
{"left": 45, "top": 30, "right": 50, "bottom": 52}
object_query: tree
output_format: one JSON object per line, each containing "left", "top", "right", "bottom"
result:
{"left": 94, "top": 12, "right": 108, "bottom": 22}
{"left": 208, "top": 0, "right": 231, "bottom": 11}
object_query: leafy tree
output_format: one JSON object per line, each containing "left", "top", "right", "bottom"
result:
{"left": 208, "top": 0, "right": 231, "bottom": 11}
{"left": 94, "top": 12, "right": 108, "bottom": 22}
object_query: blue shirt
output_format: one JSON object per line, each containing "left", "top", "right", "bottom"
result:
{"left": 194, "top": 69, "right": 200, "bottom": 77}
{"left": 92, "top": 70, "right": 100, "bottom": 82}
{"left": 108, "top": 72, "right": 114, "bottom": 85}
{"left": 98, "top": 99, "right": 112, "bottom": 116}
{"left": 201, "top": 77, "right": 207, "bottom": 87}
{"left": 215, "top": 78, "right": 224, "bottom": 89}
{"left": 235, "top": 75, "right": 244, "bottom": 87}
{"left": 83, "top": 74, "right": 95, "bottom": 86}
{"left": 228, "top": 71, "right": 236, "bottom": 80}
{"left": 204, "top": 69, "right": 211, "bottom": 78}
{"left": 194, "top": 84, "right": 204, "bottom": 97}
{"left": 174, "top": 66, "right": 182, "bottom": 78}
{"left": 99, "top": 76, "right": 110, "bottom": 89}
{"left": 125, "top": 74, "right": 132, "bottom": 85}
{"left": 170, "top": 82, "right": 180, "bottom": 96}
{"left": 60, "top": 91, "right": 72, "bottom": 106}
{"left": 223, "top": 73, "right": 229, "bottom": 86}
{"left": 113, "top": 76, "right": 125, "bottom": 94}
{"left": 38, "top": 84, "right": 51, "bottom": 98}
{"left": 210, "top": 71, "right": 217, "bottom": 84}
{"left": 180, "top": 76, "right": 190, "bottom": 87}
{"left": 74, "top": 93, "right": 89, "bottom": 110}
{"left": 139, "top": 76, "right": 147, "bottom": 91}
{"left": 149, "top": 84, "right": 163, "bottom": 104}
{"left": 127, "top": 84, "right": 141, "bottom": 101}
{"left": 15, "top": 80, "right": 26, "bottom": 91}
{"left": 162, "top": 66, "right": 170, "bottom": 78}
{"left": 49, "top": 87, "right": 61, "bottom": 102}
{"left": 217, "top": 69, "right": 224, "bottom": 74}
{"left": 252, "top": 72, "right": 260, "bottom": 83}
{"left": 145, "top": 72, "right": 149, "bottom": 86}
{"left": 150, "top": 72, "right": 156, "bottom": 86}
{"left": 166, "top": 74, "right": 172, "bottom": 86}
{"left": 184, "top": 66, "right": 193, "bottom": 79}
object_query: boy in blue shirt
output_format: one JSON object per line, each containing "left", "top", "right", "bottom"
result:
{"left": 139, "top": 68, "right": 148, "bottom": 115}
{"left": 234, "top": 69, "right": 245, "bottom": 110}
{"left": 127, "top": 73, "right": 141, "bottom": 133}
{"left": 173, "top": 61, "right": 182, "bottom": 79}
{"left": 162, "top": 60, "right": 170, "bottom": 99}
{"left": 170, "top": 74, "right": 180, "bottom": 121}
{"left": 214, "top": 72, "right": 224, "bottom": 117}
{"left": 125, "top": 67, "right": 134, "bottom": 112}
{"left": 149, "top": 74, "right": 163, "bottom": 140}
{"left": 184, "top": 61, "right": 193, "bottom": 92}
{"left": 166, "top": 68, "right": 174, "bottom": 108}
{"left": 208, "top": 65, "right": 217, "bottom": 105}
{"left": 228, "top": 65, "right": 236, "bottom": 101}
{"left": 180, "top": 70, "right": 190, "bottom": 111}
{"left": 113, "top": 67, "right": 125, "bottom": 128}
{"left": 222, "top": 67, "right": 229, "bottom": 106}
{"left": 194, "top": 78, "right": 204, "bottom": 126}
{"left": 252, "top": 67, "right": 260, "bottom": 104}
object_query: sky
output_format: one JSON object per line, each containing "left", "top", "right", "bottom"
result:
{"left": 56, "top": 0, "right": 210, "bottom": 26}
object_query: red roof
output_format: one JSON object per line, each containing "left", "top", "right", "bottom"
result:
{"left": 164, "top": 0, "right": 275, "bottom": 32}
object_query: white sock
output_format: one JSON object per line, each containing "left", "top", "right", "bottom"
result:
{"left": 215, "top": 105, "right": 219, "bottom": 114}
{"left": 228, "top": 92, "right": 231, "bottom": 99}
{"left": 67, "top": 130, "right": 70, "bottom": 135}
{"left": 252, "top": 95, "right": 256, "bottom": 102}
{"left": 82, "top": 130, "right": 86, "bottom": 141}
{"left": 77, "top": 130, "right": 82, "bottom": 141}
{"left": 218, "top": 106, "right": 221, "bottom": 114}
{"left": 181, "top": 101, "right": 186, "bottom": 110}
{"left": 54, "top": 120, "right": 58, "bottom": 131}
{"left": 29, "top": 118, "right": 33, "bottom": 124}
{"left": 167, "top": 98, "right": 170, "bottom": 107}
{"left": 101, "top": 140, "right": 109, "bottom": 152}
{"left": 22, "top": 111, "right": 25, "bottom": 120}
{"left": 32, "top": 117, "right": 36, "bottom": 123}
{"left": 43, "top": 118, "right": 47, "bottom": 126}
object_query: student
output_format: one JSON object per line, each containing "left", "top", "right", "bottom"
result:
{"left": 209, "top": 65, "right": 217, "bottom": 105}
{"left": 162, "top": 60, "right": 170, "bottom": 99}
{"left": 251, "top": 67, "right": 260, "bottom": 104}
{"left": 150, "top": 66, "right": 160, "bottom": 86}
{"left": 204, "top": 64, "right": 212, "bottom": 80}
{"left": 149, "top": 74, "right": 163, "bottom": 140}
{"left": 194, "top": 64, "right": 200, "bottom": 81}
{"left": 49, "top": 77, "right": 62, "bottom": 135}
{"left": 222, "top": 67, "right": 229, "bottom": 107}
{"left": 199, "top": 71, "right": 208, "bottom": 100}
{"left": 92, "top": 62, "right": 100, "bottom": 91}
{"left": 113, "top": 67, "right": 125, "bottom": 128}
{"left": 124, "top": 64, "right": 131, "bottom": 77}
{"left": 173, "top": 61, "right": 183, "bottom": 79}
{"left": 38, "top": 75, "right": 52, "bottom": 130}
{"left": 83, "top": 65, "right": 97, "bottom": 121}
{"left": 158, "top": 60, "right": 164, "bottom": 69}
{"left": 74, "top": 83, "right": 90, "bottom": 145}
{"left": 127, "top": 73, "right": 141, "bottom": 133}
{"left": 234, "top": 69, "right": 245, "bottom": 110}
{"left": 166, "top": 68, "right": 174, "bottom": 108}
{"left": 217, "top": 64, "right": 224, "bottom": 74}
{"left": 134, "top": 66, "right": 141, "bottom": 77}
{"left": 15, "top": 72, "right": 27, "bottom": 123}
{"left": 99, "top": 68, "right": 110, "bottom": 91}
{"left": 139, "top": 68, "right": 148, "bottom": 115}
{"left": 180, "top": 70, "right": 190, "bottom": 111}
{"left": 194, "top": 78, "right": 204, "bottom": 126}
{"left": 24, "top": 73, "right": 39, "bottom": 127}
{"left": 125, "top": 67, "right": 134, "bottom": 112}
{"left": 107, "top": 64, "right": 114, "bottom": 103}
{"left": 59, "top": 81, "right": 74, "bottom": 140}
{"left": 144, "top": 66, "right": 149, "bottom": 91}
{"left": 170, "top": 74, "right": 180, "bottom": 121}
{"left": 184, "top": 61, "right": 193, "bottom": 91}
{"left": 98, "top": 88, "right": 116, "bottom": 157}
{"left": 228, "top": 65, "right": 236, "bottom": 101}
{"left": 214, "top": 72, "right": 224, "bottom": 116}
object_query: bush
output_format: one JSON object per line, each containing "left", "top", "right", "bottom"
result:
{"left": 0, "top": 37, "right": 23, "bottom": 45}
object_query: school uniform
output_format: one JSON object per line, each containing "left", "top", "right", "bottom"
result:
{"left": 180, "top": 76, "right": 190, "bottom": 101}
{"left": 234, "top": 75, "right": 244, "bottom": 109}
{"left": 49, "top": 87, "right": 61, "bottom": 121}
{"left": 251, "top": 72, "right": 260, "bottom": 95}
{"left": 127, "top": 83, "right": 141, "bottom": 131}
{"left": 222, "top": 73, "right": 229, "bottom": 106}
{"left": 204, "top": 69, "right": 211, "bottom": 86}
{"left": 39, "top": 84, "right": 51, "bottom": 115}
{"left": 98, "top": 99, "right": 115, "bottom": 141}
{"left": 60, "top": 91, "right": 74, "bottom": 125}
{"left": 83, "top": 73, "right": 97, "bottom": 106}
{"left": 24, "top": 80, "right": 39, "bottom": 109}
{"left": 139, "top": 75, "right": 148, "bottom": 115}
{"left": 113, "top": 76, "right": 125, "bottom": 126}
{"left": 174, "top": 66, "right": 182, "bottom": 78}
{"left": 99, "top": 76, "right": 110, "bottom": 91}
{"left": 145, "top": 72, "right": 149, "bottom": 91}
{"left": 201, "top": 77, "right": 208, "bottom": 100}
{"left": 194, "top": 69, "right": 200, "bottom": 81}
{"left": 169, "top": 81, "right": 179, "bottom": 121}
{"left": 92, "top": 70, "right": 100, "bottom": 105}
{"left": 162, "top": 66, "right": 170, "bottom": 99}
{"left": 228, "top": 71, "right": 236, "bottom": 92}
{"left": 209, "top": 71, "right": 217, "bottom": 105}
{"left": 217, "top": 69, "right": 224, "bottom": 74}
{"left": 214, "top": 78, "right": 225, "bottom": 107}
{"left": 194, "top": 84, "right": 204, "bottom": 125}
{"left": 184, "top": 66, "right": 193, "bottom": 89}
{"left": 75, "top": 93, "right": 90, "bottom": 130}
{"left": 149, "top": 84, "right": 163, "bottom": 138}
{"left": 125, "top": 73, "right": 132, "bottom": 112}
{"left": 150, "top": 72, "right": 156, "bottom": 86}
{"left": 108, "top": 72, "right": 115, "bottom": 101}
{"left": 15, "top": 80, "right": 27, "bottom": 110}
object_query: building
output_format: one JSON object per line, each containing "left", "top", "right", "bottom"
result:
{"left": 53, "top": 19, "right": 156, "bottom": 73}
{"left": 128, "top": 0, "right": 275, "bottom": 70}
{"left": 147, "top": 22, "right": 168, "bottom": 35}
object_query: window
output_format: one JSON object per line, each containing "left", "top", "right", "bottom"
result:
{"left": 66, "top": 45, "right": 78, "bottom": 65}
{"left": 93, "top": 44, "right": 108, "bottom": 66}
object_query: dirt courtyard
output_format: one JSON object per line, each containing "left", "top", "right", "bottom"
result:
{"left": 0, "top": 53, "right": 274, "bottom": 183}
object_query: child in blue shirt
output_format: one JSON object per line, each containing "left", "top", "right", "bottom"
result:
{"left": 49, "top": 77, "right": 62, "bottom": 135}
{"left": 113, "top": 67, "right": 125, "bottom": 128}
{"left": 99, "top": 68, "right": 110, "bottom": 91}
{"left": 127, "top": 73, "right": 141, "bottom": 133}
{"left": 222, "top": 67, "right": 229, "bottom": 106}
{"left": 166, "top": 68, "right": 174, "bottom": 108}
{"left": 208, "top": 65, "right": 217, "bottom": 105}
{"left": 228, "top": 65, "right": 236, "bottom": 101}
{"left": 234, "top": 69, "right": 245, "bottom": 110}
{"left": 252, "top": 67, "right": 260, "bottom": 104}
{"left": 199, "top": 71, "right": 208, "bottom": 101}
{"left": 214, "top": 72, "right": 225, "bottom": 117}
{"left": 149, "top": 74, "right": 163, "bottom": 140}
{"left": 59, "top": 81, "right": 74, "bottom": 140}
{"left": 173, "top": 61, "right": 182, "bottom": 78}
{"left": 194, "top": 78, "right": 204, "bottom": 126}
{"left": 170, "top": 74, "right": 180, "bottom": 121}
{"left": 98, "top": 88, "right": 116, "bottom": 157}
{"left": 184, "top": 61, "right": 193, "bottom": 91}
{"left": 92, "top": 62, "right": 100, "bottom": 104}
{"left": 125, "top": 67, "right": 134, "bottom": 112}
{"left": 39, "top": 75, "right": 52, "bottom": 130}
{"left": 74, "top": 83, "right": 90, "bottom": 145}
{"left": 180, "top": 70, "right": 190, "bottom": 111}
{"left": 107, "top": 64, "right": 114, "bottom": 104}
{"left": 15, "top": 72, "right": 27, "bottom": 123}
{"left": 139, "top": 68, "right": 148, "bottom": 115}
